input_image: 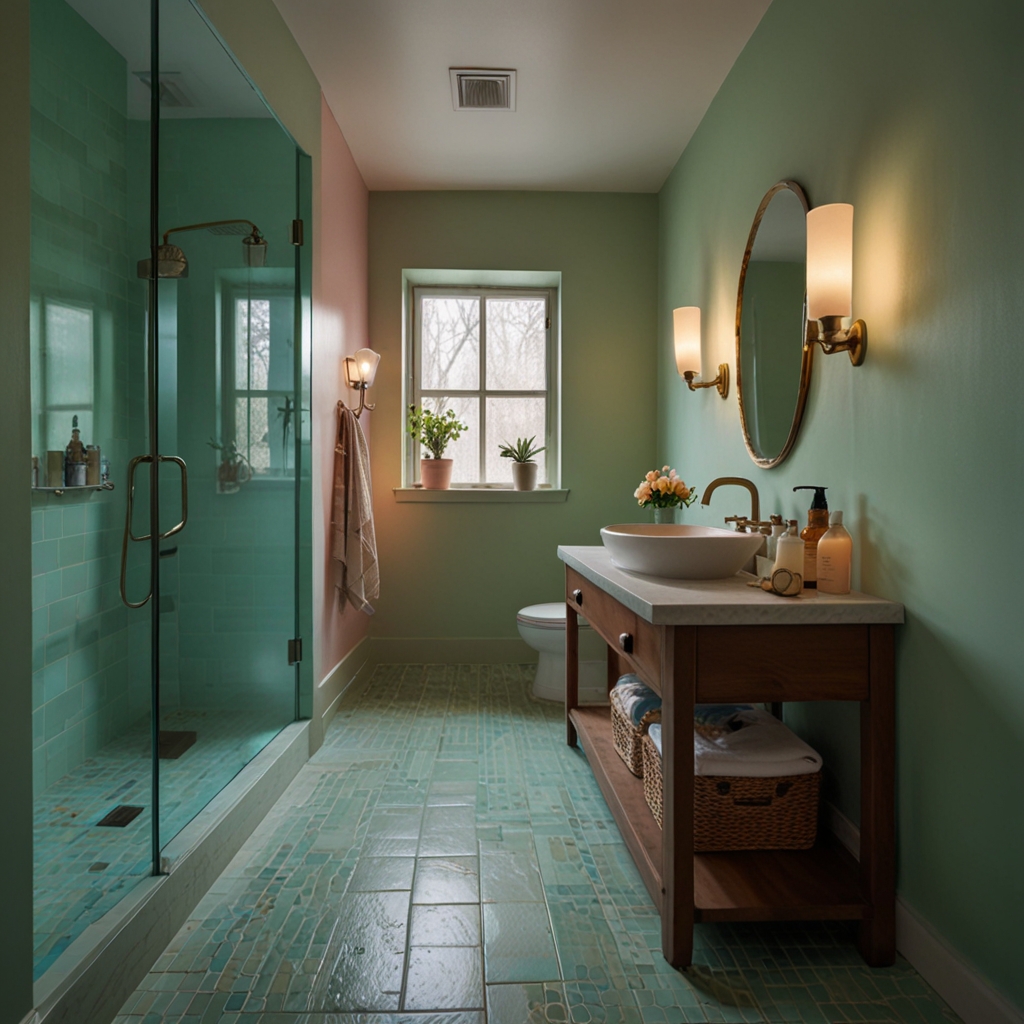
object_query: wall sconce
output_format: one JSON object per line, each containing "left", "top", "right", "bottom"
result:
{"left": 343, "top": 347, "right": 381, "bottom": 418}
{"left": 805, "top": 203, "right": 866, "bottom": 365}
{"left": 673, "top": 306, "right": 728, "bottom": 398}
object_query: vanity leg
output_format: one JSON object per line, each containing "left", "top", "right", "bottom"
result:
{"left": 566, "top": 602, "right": 579, "bottom": 747}
{"left": 858, "top": 624, "right": 896, "bottom": 966}
{"left": 661, "top": 625, "right": 696, "bottom": 968}
{"left": 607, "top": 646, "right": 624, "bottom": 695}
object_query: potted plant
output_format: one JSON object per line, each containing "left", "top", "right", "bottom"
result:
{"left": 407, "top": 405, "right": 468, "bottom": 490}
{"left": 207, "top": 438, "right": 252, "bottom": 494}
{"left": 499, "top": 435, "right": 546, "bottom": 491}
{"left": 634, "top": 465, "right": 698, "bottom": 523}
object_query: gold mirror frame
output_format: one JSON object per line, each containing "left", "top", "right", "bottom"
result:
{"left": 735, "top": 180, "right": 812, "bottom": 470}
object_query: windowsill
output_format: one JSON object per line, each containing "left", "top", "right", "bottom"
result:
{"left": 393, "top": 487, "right": 569, "bottom": 504}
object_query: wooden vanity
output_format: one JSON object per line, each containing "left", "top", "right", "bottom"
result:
{"left": 558, "top": 545, "right": 904, "bottom": 969}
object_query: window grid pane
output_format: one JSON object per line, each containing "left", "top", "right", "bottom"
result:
{"left": 413, "top": 288, "right": 552, "bottom": 487}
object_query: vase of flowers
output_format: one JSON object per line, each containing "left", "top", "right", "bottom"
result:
{"left": 634, "top": 465, "right": 698, "bottom": 522}
{"left": 498, "top": 435, "right": 546, "bottom": 491}
{"left": 407, "top": 405, "right": 469, "bottom": 490}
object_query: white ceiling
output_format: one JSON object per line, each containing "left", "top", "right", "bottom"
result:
{"left": 271, "top": 0, "right": 771, "bottom": 192}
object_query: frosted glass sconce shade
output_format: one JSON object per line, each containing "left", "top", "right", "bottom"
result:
{"left": 673, "top": 305, "right": 728, "bottom": 398}
{"left": 804, "top": 203, "right": 866, "bottom": 366}
{"left": 806, "top": 204, "right": 853, "bottom": 320}
{"left": 673, "top": 306, "right": 701, "bottom": 375}
{"left": 354, "top": 348, "right": 380, "bottom": 387}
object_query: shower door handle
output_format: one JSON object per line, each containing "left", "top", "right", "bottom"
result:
{"left": 119, "top": 454, "right": 190, "bottom": 608}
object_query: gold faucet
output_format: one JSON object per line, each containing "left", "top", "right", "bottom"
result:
{"left": 701, "top": 477, "right": 760, "bottom": 527}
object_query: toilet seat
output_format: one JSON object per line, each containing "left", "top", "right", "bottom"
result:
{"left": 516, "top": 602, "right": 590, "bottom": 630}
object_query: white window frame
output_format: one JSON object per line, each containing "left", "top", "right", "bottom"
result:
{"left": 219, "top": 281, "right": 298, "bottom": 481}
{"left": 406, "top": 285, "right": 560, "bottom": 489}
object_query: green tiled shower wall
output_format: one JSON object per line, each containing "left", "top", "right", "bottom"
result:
{"left": 29, "top": 0, "right": 150, "bottom": 796}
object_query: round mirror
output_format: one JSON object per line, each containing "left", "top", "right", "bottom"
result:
{"left": 736, "top": 181, "right": 812, "bottom": 468}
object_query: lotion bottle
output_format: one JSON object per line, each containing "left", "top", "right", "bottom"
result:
{"left": 773, "top": 520, "right": 804, "bottom": 577}
{"left": 817, "top": 511, "right": 852, "bottom": 594}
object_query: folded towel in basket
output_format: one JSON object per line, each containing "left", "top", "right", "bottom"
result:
{"left": 611, "top": 674, "right": 661, "bottom": 727}
{"left": 647, "top": 709, "right": 822, "bottom": 778}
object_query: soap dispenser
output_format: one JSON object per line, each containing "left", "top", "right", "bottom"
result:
{"left": 773, "top": 520, "right": 804, "bottom": 578}
{"left": 793, "top": 486, "right": 829, "bottom": 589}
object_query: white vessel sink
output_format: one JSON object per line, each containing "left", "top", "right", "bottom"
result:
{"left": 600, "top": 523, "right": 765, "bottom": 580}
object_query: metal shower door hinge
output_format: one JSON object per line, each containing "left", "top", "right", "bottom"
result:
{"left": 291, "top": 219, "right": 304, "bottom": 246}
{"left": 288, "top": 638, "right": 303, "bottom": 665}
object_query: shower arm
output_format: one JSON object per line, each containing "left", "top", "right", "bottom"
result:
{"left": 161, "top": 219, "right": 264, "bottom": 245}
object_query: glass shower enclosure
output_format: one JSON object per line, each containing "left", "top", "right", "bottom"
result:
{"left": 29, "top": 0, "right": 311, "bottom": 979}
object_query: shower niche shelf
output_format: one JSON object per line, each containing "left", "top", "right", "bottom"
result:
{"left": 33, "top": 483, "right": 115, "bottom": 496}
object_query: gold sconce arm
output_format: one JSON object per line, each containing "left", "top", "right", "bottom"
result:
{"left": 805, "top": 316, "right": 867, "bottom": 366}
{"left": 682, "top": 363, "right": 729, "bottom": 398}
{"left": 349, "top": 384, "right": 375, "bottom": 419}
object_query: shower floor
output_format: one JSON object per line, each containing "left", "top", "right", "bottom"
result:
{"left": 33, "top": 706, "right": 287, "bottom": 980}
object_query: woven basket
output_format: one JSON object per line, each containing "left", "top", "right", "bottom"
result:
{"left": 610, "top": 689, "right": 660, "bottom": 777}
{"left": 641, "top": 732, "right": 820, "bottom": 851}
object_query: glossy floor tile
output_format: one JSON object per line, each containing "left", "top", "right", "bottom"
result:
{"left": 113, "top": 664, "right": 961, "bottom": 1023}
{"left": 34, "top": 706, "right": 285, "bottom": 979}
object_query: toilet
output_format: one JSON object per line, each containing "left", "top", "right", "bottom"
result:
{"left": 516, "top": 602, "right": 607, "bottom": 703}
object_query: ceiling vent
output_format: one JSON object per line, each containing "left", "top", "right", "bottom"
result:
{"left": 133, "top": 71, "right": 195, "bottom": 109}
{"left": 450, "top": 69, "right": 516, "bottom": 112}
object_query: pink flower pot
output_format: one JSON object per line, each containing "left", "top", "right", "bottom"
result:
{"left": 420, "top": 458, "right": 453, "bottom": 490}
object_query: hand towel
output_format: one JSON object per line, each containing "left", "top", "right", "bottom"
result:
{"left": 331, "top": 401, "right": 378, "bottom": 614}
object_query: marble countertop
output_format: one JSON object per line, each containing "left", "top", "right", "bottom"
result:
{"left": 557, "top": 545, "right": 905, "bottom": 626}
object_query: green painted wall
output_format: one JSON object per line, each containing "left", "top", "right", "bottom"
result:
{"left": 369, "top": 192, "right": 658, "bottom": 641}
{"left": 658, "top": 0, "right": 1023, "bottom": 1009}
{"left": 0, "top": 0, "right": 37, "bottom": 1015}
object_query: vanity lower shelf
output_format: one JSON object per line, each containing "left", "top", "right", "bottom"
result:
{"left": 570, "top": 705, "right": 866, "bottom": 924}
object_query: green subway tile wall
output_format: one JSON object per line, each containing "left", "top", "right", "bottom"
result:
{"left": 29, "top": 0, "right": 148, "bottom": 797}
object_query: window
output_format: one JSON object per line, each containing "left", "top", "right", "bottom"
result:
{"left": 408, "top": 286, "right": 558, "bottom": 487}
{"left": 30, "top": 297, "right": 95, "bottom": 455}
{"left": 222, "top": 285, "right": 296, "bottom": 479}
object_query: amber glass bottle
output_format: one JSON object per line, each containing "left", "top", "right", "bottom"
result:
{"left": 793, "top": 486, "right": 829, "bottom": 588}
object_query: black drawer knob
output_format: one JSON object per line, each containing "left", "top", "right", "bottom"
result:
{"left": 572, "top": 589, "right": 583, "bottom": 606}
{"left": 619, "top": 632, "right": 633, "bottom": 654}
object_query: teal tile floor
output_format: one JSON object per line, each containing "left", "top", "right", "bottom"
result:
{"left": 35, "top": 707, "right": 286, "bottom": 979}
{"left": 112, "top": 665, "right": 961, "bottom": 1023}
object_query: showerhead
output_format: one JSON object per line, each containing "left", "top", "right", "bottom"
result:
{"left": 137, "top": 244, "right": 189, "bottom": 279}
{"left": 136, "top": 219, "right": 267, "bottom": 278}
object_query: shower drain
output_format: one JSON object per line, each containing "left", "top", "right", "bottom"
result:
{"left": 95, "top": 805, "right": 144, "bottom": 828}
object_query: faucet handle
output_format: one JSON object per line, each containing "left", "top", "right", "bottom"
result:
{"left": 724, "top": 515, "right": 752, "bottom": 532}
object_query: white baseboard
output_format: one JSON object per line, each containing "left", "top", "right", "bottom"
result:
{"left": 315, "top": 637, "right": 376, "bottom": 749}
{"left": 825, "top": 803, "right": 1023, "bottom": 1024}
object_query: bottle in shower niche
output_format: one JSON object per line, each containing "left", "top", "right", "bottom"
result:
{"left": 817, "top": 511, "right": 853, "bottom": 594}
{"left": 64, "top": 415, "right": 88, "bottom": 487}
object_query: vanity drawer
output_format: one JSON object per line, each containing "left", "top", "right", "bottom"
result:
{"left": 566, "top": 569, "right": 660, "bottom": 689}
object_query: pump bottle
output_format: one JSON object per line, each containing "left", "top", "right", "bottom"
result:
{"left": 773, "top": 520, "right": 804, "bottom": 578}
{"left": 793, "top": 486, "right": 829, "bottom": 589}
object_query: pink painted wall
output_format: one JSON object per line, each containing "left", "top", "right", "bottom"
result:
{"left": 312, "top": 93, "right": 370, "bottom": 686}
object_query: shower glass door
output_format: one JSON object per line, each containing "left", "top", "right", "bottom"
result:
{"left": 30, "top": 0, "right": 309, "bottom": 981}
{"left": 153, "top": 0, "right": 304, "bottom": 851}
